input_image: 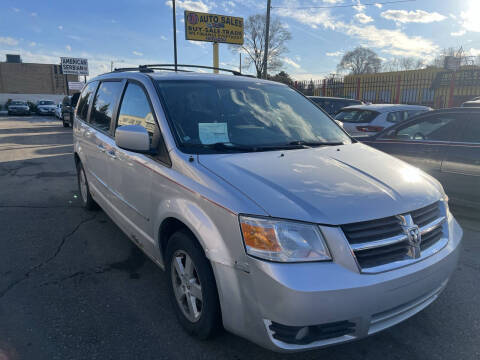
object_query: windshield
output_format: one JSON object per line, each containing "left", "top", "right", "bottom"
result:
{"left": 39, "top": 100, "right": 55, "bottom": 105}
{"left": 156, "top": 80, "right": 350, "bottom": 153}
{"left": 11, "top": 101, "right": 26, "bottom": 105}
{"left": 335, "top": 109, "right": 379, "bottom": 123}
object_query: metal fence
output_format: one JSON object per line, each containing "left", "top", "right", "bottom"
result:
{"left": 294, "top": 67, "right": 480, "bottom": 109}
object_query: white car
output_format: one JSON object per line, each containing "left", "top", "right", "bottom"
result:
{"left": 36, "top": 100, "right": 57, "bottom": 115}
{"left": 335, "top": 104, "right": 431, "bottom": 137}
{"left": 55, "top": 104, "right": 63, "bottom": 119}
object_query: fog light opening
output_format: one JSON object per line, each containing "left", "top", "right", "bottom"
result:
{"left": 295, "top": 326, "right": 309, "bottom": 341}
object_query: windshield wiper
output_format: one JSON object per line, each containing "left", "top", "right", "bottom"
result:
{"left": 200, "top": 142, "right": 310, "bottom": 152}
{"left": 288, "top": 141, "right": 345, "bottom": 147}
{"left": 201, "top": 142, "right": 259, "bottom": 152}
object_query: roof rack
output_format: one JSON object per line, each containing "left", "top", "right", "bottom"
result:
{"left": 113, "top": 64, "right": 254, "bottom": 77}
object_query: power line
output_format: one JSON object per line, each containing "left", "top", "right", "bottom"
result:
{"left": 271, "top": 0, "right": 415, "bottom": 9}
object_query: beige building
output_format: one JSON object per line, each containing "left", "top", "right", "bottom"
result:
{"left": 0, "top": 55, "right": 79, "bottom": 96}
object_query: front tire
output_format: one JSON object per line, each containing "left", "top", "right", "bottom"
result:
{"left": 166, "top": 230, "right": 221, "bottom": 340}
{"left": 76, "top": 162, "right": 96, "bottom": 210}
{"left": 63, "top": 120, "right": 69, "bottom": 128}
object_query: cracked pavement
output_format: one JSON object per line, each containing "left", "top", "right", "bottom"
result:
{"left": 0, "top": 116, "right": 479, "bottom": 360}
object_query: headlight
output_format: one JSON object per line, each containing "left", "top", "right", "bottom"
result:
{"left": 239, "top": 216, "right": 331, "bottom": 262}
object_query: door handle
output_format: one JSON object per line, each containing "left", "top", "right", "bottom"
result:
{"left": 97, "top": 144, "right": 106, "bottom": 152}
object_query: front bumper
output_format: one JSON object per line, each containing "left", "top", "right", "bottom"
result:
{"left": 38, "top": 108, "right": 55, "bottom": 114}
{"left": 8, "top": 108, "right": 29, "bottom": 114}
{"left": 213, "top": 214, "right": 462, "bottom": 352}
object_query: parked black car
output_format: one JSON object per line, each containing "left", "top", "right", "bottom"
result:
{"left": 308, "top": 96, "right": 363, "bottom": 116}
{"left": 361, "top": 108, "right": 480, "bottom": 208}
{"left": 61, "top": 92, "right": 80, "bottom": 127}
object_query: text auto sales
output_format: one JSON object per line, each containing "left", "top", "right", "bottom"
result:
{"left": 196, "top": 15, "right": 243, "bottom": 28}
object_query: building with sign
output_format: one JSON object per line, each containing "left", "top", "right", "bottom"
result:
{"left": 0, "top": 54, "right": 79, "bottom": 104}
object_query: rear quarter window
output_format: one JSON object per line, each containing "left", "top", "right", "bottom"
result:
{"left": 335, "top": 109, "right": 379, "bottom": 123}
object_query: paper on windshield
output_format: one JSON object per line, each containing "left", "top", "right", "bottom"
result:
{"left": 198, "top": 123, "right": 229, "bottom": 144}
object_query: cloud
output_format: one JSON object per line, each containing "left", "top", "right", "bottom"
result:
{"left": 354, "top": 13, "right": 373, "bottom": 24}
{"left": 29, "top": 42, "right": 36, "bottom": 47}
{"left": 12, "top": 7, "right": 20, "bottom": 12}
{"left": 160, "top": 35, "right": 168, "bottom": 40}
{"left": 451, "top": 30, "right": 466, "bottom": 37}
{"left": 283, "top": 57, "right": 301, "bottom": 69}
{"left": 381, "top": 10, "right": 447, "bottom": 24}
{"left": 31, "top": 12, "right": 38, "bottom": 17}
{"left": 353, "top": 1, "right": 366, "bottom": 13}
{"left": 323, "top": 0, "right": 343, "bottom": 3}
{"left": 339, "top": 23, "right": 438, "bottom": 57}
{"left": 132, "top": 51, "right": 143, "bottom": 56}
{"left": 468, "top": 48, "right": 480, "bottom": 57}
{"left": 326, "top": 51, "right": 343, "bottom": 57}
{"left": 374, "top": 3, "right": 382, "bottom": 8}
{"left": 58, "top": 25, "right": 63, "bottom": 31}
{"left": 65, "top": 45, "right": 72, "bottom": 51}
{"left": 460, "top": 10, "right": 480, "bottom": 33}
{"left": 274, "top": 7, "right": 336, "bottom": 30}
{"left": 165, "top": 0, "right": 209, "bottom": 12}
{"left": 0, "top": 36, "right": 19, "bottom": 46}
{"left": 67, "top": 35, "right": 82, "bottom": 41}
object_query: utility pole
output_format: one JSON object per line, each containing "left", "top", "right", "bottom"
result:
{"left": 262, "top": 0, "right": 271, "bottom": 79}
{"left": 172, "top": 0, "right": 178, "bottom": 71}
{"left": 213, "top": 42, "right": 219, "bottom": 73}
{"left": 239, "top": 53, "right": 242, "bottom": 73}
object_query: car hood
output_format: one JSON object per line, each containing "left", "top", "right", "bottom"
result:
{"left": 198, "top": 143, "right": 443, "bottom": 224}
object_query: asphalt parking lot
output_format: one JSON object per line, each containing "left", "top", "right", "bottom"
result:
{"left": 0, "top": 115, "right": 479, "bottom": 360}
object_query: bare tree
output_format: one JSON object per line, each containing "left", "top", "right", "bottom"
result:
{"left": 230, "top": 14, "right": 291, "bottom": 78}
{"left": 337, "top": 47, "right": 382, "bottom": 75}
{"left": 430, "top": 47, "right": 457, "bottom": 68}
{"left": 382, "top": 57, "right": 426, "bottom": 72}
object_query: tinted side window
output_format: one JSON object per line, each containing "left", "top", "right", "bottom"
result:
{"left": 460, "top": 116, "right": 480, "bottom": 143}
{"left": 387, "top": 110, "right": 408, "bottom": 123}
{"left": 76, "top": 81, "right": 98, "bottom": 121}
{"left": 117, "top": 83, "right": 159, "bottom": 147}
{"left": 90, "top": 81, "right": 123, "bottom": 133}
{"left": 387, "top": 115, "right": 459, "bottom": 141}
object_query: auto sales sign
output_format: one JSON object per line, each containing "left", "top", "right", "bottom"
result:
{"left": 61, "top": 57, "right": 89, "bottom": 76}
{"left": 184, "top": 11, "right": 244, "bottom": 45}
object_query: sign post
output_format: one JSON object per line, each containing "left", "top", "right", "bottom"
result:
{"left": 184, "top": 11, "right": 244, "bottom": 73}
{"left": 213, "top": 42, "right": 219, "bottom": 73}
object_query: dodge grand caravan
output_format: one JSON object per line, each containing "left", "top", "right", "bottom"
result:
{"left": 73, "top": 66, "right": 462, "bottom": 352}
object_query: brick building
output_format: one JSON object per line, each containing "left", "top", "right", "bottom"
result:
{"left": 0, "top": 55, "right": 79, "bottom": 102}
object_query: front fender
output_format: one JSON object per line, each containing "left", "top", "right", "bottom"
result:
{"left": 153, "top": 197, "right": 242, "bottom": 267}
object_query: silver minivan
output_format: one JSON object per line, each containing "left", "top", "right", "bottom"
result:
{"left": 73, "top": 67, "right": 462, "bottom": 352}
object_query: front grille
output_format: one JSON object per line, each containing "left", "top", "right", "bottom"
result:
{"left": 411, "top": 202, "right": 440, "bottom": 227}
{"left": 342, "top": 216, "right": 402, "bottom": 243}
{"left": 268, "top": 320, "right": 355, "bottom": 345}
{"left": 341, "top": 201, "right": 446, "bottom": 273}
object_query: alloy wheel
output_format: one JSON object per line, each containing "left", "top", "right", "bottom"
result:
{"left": 170, "top": 250, "right": 203, "bottom": 323}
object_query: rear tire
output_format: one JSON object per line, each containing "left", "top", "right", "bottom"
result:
{"left": 63, "top": 121, "right": 69, "bottom": 128}
{"left": 76, "top": 162, "right": 96, "bottom": 210}
{"left": 166, "top": 230, "right": 221, "bottom": 340}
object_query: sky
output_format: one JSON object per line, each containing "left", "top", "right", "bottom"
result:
{"left": 1, "top": 0, "right": 480, "bottom": 80}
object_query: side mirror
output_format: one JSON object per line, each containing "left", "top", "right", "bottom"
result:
{"left": 115, "top": 125, "right": 150, "bottom": 152}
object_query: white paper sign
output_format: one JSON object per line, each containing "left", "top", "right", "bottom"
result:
{"left": 198, "top": 123, "right": 229, "bottom": 144}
